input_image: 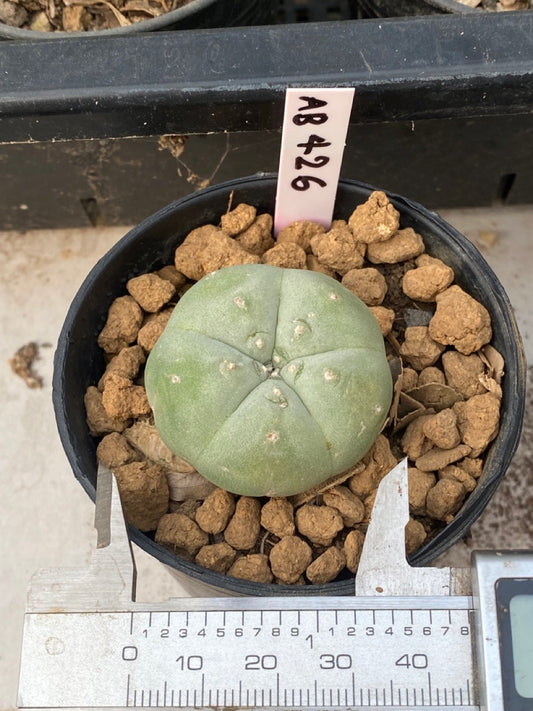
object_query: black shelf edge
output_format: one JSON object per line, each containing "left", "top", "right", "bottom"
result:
{"left": 1, "top": 11, "right": 533, "bottom": 143}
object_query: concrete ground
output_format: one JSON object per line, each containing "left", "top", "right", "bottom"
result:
{"left": 1, "top": 205, "right": 532, "bottom": 709}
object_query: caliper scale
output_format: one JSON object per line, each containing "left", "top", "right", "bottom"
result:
{"left": 18, "top": 460, "right": 533, "bottom": 710}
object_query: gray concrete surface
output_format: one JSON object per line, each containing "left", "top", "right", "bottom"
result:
{"left": 2, "top": 206, "right": 532, "bottom": 709}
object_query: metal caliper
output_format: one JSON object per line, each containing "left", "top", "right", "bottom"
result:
{"left": 18, "top": 459, "right": 533, "bottom": 710}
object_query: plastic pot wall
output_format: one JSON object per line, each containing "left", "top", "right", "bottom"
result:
{"left": 53, "top": 174, "right": 526, "bottom": 597}
{"left": 0, "top": 0, "right": 278, "bottom": 40}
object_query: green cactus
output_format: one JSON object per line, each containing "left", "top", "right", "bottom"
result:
{"left": 145, "top": 263, "right": 392, "bottom": 497}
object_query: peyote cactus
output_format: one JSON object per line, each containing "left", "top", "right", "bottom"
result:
{"left": 145, "top": 263, "right": 393, "bottom": 497}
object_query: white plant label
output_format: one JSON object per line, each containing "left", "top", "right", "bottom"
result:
{"left": 274, "top": 87, "right": 355, "bottom": 234}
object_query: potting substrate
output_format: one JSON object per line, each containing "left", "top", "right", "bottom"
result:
{"left": 59, "top": 177, "right": 524, "bottom": 593}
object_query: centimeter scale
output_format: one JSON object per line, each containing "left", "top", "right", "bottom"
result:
{"left": 17, "top": 459, "right": 533, "bottom": 711}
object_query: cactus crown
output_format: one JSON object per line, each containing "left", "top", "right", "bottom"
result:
{"left": 145, "top": 263, "right": 392, "bottom": 496}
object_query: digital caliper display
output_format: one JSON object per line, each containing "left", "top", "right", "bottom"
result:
{"left": 496, "top": 578, "right": 533, "bottom": 710}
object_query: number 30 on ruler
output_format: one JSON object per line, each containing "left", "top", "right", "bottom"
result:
{"left": 274, "top": 87, "right": 355, "bottom": 234}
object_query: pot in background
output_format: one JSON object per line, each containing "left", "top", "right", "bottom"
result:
{"left": 0, "top": 0, "right": 278, "bottom": 40}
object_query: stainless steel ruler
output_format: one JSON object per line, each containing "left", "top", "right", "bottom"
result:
{"left": 17, "top": 462, "right": 533, "bottom": 711}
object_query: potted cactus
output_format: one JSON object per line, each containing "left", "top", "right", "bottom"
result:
{"left": 53, "top": 175, "right": 525, "bottom": 596}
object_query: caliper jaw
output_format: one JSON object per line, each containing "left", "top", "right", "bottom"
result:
{"left": 27, "top": 458, "right": 470, "bottom": 611}
{"left": 355, "top": 458, "right": 471, "bottom": 597}
{"left": 26, "top": 465, "right": 136, "bottom": 613}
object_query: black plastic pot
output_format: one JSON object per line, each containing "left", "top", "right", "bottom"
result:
{"left": 53, "top": 174, "right": 526, "bottom": 596}
{"left": 0, "top": 0, "right": 278, "bottom": 40}
{"left": 358, "top": 0, "right": 482, "bottom": 15}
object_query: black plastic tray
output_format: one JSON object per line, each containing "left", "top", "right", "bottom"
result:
{"left": 1, "top": 9, "right": 533, "bottom": 228}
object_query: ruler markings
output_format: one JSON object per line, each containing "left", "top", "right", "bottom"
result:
{"left": 126, "top": 673, "right": 131, "bottom": 707}
{"left": 26, "top": 608, "right": 476, "bottom": 709}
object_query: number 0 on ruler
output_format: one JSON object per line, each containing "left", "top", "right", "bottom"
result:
{"left": 274, "top": 87, "right": 355, "bottom": 234}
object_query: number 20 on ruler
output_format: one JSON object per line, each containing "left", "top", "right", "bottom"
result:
{"left": 274, "top": 87, "right": 355, "bottom": 234}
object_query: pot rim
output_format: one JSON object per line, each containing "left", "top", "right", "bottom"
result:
{"left": 53, "top": 173, "right": 527, "bottom": 596}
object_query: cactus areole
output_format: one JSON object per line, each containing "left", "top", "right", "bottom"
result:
{"left": 145, "top": 264, "right": 393, "bottom": 497}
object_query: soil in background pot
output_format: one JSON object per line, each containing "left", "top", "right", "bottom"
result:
{"left": 53, "top": 175, "right": 526, "bottom": 596}
{"left": 359, "top": 0, "right": 529, "bottom": 14}
{"left": 0, "top": 0, "right": 277, "bottom": 37}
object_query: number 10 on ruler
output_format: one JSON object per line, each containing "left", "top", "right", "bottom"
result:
{"left": 274, "top": 87, "right": 355, "bottom": 234}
